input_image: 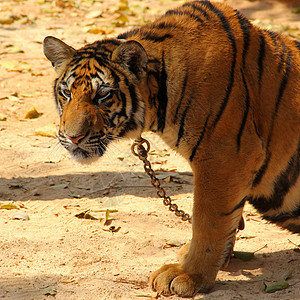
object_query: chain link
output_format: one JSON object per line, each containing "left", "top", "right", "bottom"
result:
{"left": 131, "top": 137, "right": 192, "bottom": 223}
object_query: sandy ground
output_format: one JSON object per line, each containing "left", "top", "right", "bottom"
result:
{"left": 0, "top": 0, "right": 299, "bottom": 299}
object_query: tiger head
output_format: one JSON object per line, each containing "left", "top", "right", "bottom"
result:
{"left": 43, "top": 36, "right": 149, "bottom": 163}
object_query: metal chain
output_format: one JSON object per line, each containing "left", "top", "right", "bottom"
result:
{"left": 131, "top": 137, "right": 192, "bottom": 223}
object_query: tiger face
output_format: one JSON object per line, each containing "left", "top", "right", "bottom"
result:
{"left": 44, "top": 37, "right": 148, "bottom": 163}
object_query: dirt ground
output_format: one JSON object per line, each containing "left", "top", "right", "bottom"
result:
{"left": 0, "top": 0, "right": 299, "bottom": 299}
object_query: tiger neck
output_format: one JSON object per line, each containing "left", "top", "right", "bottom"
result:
{"left": 143, "top": 51, "right": 170, "bottom": 133}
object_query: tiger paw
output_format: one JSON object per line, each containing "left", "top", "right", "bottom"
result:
{"left": 149, "top": 264, "right": 212, "bottom": 297}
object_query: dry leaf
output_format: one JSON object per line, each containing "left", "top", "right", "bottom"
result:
{"left": 103, "top": 226, "right": 121, "bottom": 232}
{"left": 164, "top": 240, "right": 183, "bottom": 249}
{"left": 35, "top": 124, "right": 57, "bottom": 137}
{"left": 0, "top": 203, "right": 19, "bottom": 210}
{"left": 12, "top": 211, "right": 30, "bottom": 221}
{"left": 75, "top": 210, "right": 98, "bottom": 220}
{"left": 0, "top": 60, "right": 31, "bottom": 72}
{"left": 0, "top": 17, "right": 15, "bottom": 25}
{"left": 52, "top": 183, "right": 69, "bottom": 189}
{"left": 85, "top": 11, "right": 103, "bottom": 19}
{"left": 264, "top": 280, "right": 289, "bottom": 293}
{"left": 42, "top": 288, "right": 57, "bottom": 296}
{"left": 113, "top": 13, "right": 129, "bottom": 27}
{"left": 233, "top": 251, "right": 254, "bottom": 261}
{"left": 24, "top": 106, "right": 42, "bottom": 119}
{"left": 0, "top": 114, "right": 7, "bottom": 121}
{"left": 20, "top": 91, "right": 41, "bottom": 98}
{"left": 117, "top": 153, "right": 131, "bottom": 161}
{"left": 86, "top": 26, "right": 107, "bottom": 34}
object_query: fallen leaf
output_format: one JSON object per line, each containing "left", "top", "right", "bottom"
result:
{"left": 42, "top": 288, "right": 57, "bottom": 296}
{"left": 164, "top": 240, "right": 184, "bottom": 249}
{"left": 113, "top": 13, "right": 129, "bottom": 27}
{"left": 264, "top": 280, "right": 289, "bottom": 293}
{"left": 24, "top": 107, "right": 42, "bottom": 119}
{"left": 233, "top": 244, "right": 267, "bottom": 261}
{"left": 75, "top": 210, "right": 98, "bottom": 220}
{"left": 68, "top": 194, "right": 83, "bottom": 199}
{"left": 0, "top": 114, "right": 7, "bottom": 121}
{"left": 156, "top": 172, "right": 180, "bottom": 180}
{"left": 233, "top": 251, "right": 254, "bottom": 261}
{"left": 9, "top": 183, "right": 28, "bottom": 189}
{"left": 12, "top": 211, "right": 30, "bottom": 221}
{"left": 85, "top": 11, "right": 103, "bottom": 19}
{"left": 35, "top": 124, "right": 57, "bottom": 137}
{"left": 117, "top": 152, "right": 131, "bottom": 161}
{"left": 73, "top": 184, "right": 90, "bottom": 190}
{"left": 86, "top": 26, "right": 108, "bottom": 34}
{"left": 5, "top": 45, "right": 24, "bottom": 54}
{"left": 0, "top": 17, "right": 15, "bottom": 25}
{"left": 52, "top": 183, "right": 69, "bottom": 189}
{"left": 0, "top": 203, "right": 19, "bottom": 210}
{"left": 149, "top": 149, "right": 170, "bottom": 157}
{"left": 0, "top": 60, "right": 31, "bottom": 72}
{"left": 103, "top": 226, "right": 121, "bottom": 232}
{"left": 20, "top": 91, "right": 41, "bottom": 98}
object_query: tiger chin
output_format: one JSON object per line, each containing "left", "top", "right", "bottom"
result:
{"left": 44, "top": 0, "right": 300, "bottom": 298}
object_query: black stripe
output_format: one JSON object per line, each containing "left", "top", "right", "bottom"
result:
{"left": 285, "top": 224, "right": 300, "bottom": 234}
{"left": 118, "top": 117, "right": 137, "bottom": 137}
{"left": 105, "top": 39, "right": 123, "bottom": 47}
{"left": 166, "top": 9, "right": 204, "bottom": 24}
{"left": 189, "top": 114, "right": 210, "bottom": 162}
{"left": 141, "top": 32, "right": 173, "bottom": 43}
{"left": 176, "top": 98, "right": 192, "bottom": 147}
{"left": 54, "top": 79, "right": 63, "bottom": 114}
{"left": 128, "top": 83, "right": 138, "bottom": 114}
{"left": 182, "top": 2, "right": 210, "bottom": 20}
{"left": 118, "top": 28, "right": 140, "bottom": 40}
{"left": 223, "top": 197, "right": 246, "bottom": 216}
{"left": 173, "top": 72, "right": 188, "bottom": 124}
{"left": 109, "top": 68, "right": 121, "bottom": 87}
{"left": 236, "top": 11, "right": 251, "bottom": 68}
{"left": 200, "top": 1, "right": 237, "bottom": 129}
{"left": 257, "top": 32, "right": 266, "bottom": 90}
{"left": 118, "top": 91, "right": 127, "bottom": 117}
{"left": 150, "top": 21, "right": 185, "bottom": 31}
{"left": 156, "top": 52, "right": 168, "bottom": 132}
{"left": 253, "top": 48, "right": 293, "bottom": 187}
{"left": 252, "top": 151, "right": 271, "bottom": 187}
{"left": 278, "top": 36, "right": 288, "bottom": 73}
{"left": 237, "top": 70, "right": 250, "bottom": 151}
{"left": 262, "top": 205, "right": 300, "bottom": 224}
{"left": 250, "top": 137, "right": 300, "bottom": 213}
{"left": 295, "top": 40, "right": 300, "bottom": 51}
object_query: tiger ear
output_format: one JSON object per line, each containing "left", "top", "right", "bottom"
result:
{"left": 43, "top": 36, "right": 75, "bottom": 72}
{"left": 112, "top": 40, "right": 148, "bottom": 76}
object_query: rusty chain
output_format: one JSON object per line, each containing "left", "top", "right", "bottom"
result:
{"left": 131, "top": 137, "right": 192, "bottom": 223}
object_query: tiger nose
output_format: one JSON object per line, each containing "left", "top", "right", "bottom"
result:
{"left": 66, "top": 134, "right": 85, "bottom": 144}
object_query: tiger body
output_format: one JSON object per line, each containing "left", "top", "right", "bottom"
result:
{"left": 44, "top": 0, "right": 300, "bottom": 297}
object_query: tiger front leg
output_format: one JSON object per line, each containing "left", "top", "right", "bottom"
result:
{"left": 150, "top": 164, "right": 246, "bottom": 297}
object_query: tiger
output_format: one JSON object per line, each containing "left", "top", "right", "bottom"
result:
{"left": 43, "top": 0, "right": 300, "bottom": 297}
